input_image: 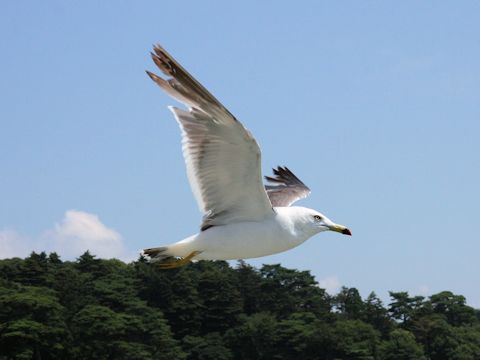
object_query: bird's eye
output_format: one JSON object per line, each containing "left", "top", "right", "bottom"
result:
{"left": 313, "top": 215, "right": 322, "bottom": 221}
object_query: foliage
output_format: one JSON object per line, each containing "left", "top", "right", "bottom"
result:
{"left": 0, "top": 252, "right": 479, "bottom": 359}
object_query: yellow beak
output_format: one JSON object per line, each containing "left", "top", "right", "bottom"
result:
{"left": 329, "top": 224, "right": 352, "bottom": 236}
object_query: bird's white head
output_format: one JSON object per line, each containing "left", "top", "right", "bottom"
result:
{"left": 285, "top": 207, "right": 352, "bottom": 238}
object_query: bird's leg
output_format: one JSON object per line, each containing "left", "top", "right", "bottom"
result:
{"left": 157, "top": 251, "right": 202, "bottom": 269}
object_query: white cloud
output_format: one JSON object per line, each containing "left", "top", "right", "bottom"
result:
{"left": 0, "top": 210, "right": 136, "bottom": 262}
{"left": 319, "top": 275, "right": 341, "bottom": 295}
{"left": 0, "top": 229, "right": 31, "bottom": 259}
{"left": 471, "top": 300, "right": 480, "bottom": 310}
{"left": 48, "top": 210, "right": 133, "bottom": 260}
{"left": 417, "top": 285, "right": 431, "bottom": 297}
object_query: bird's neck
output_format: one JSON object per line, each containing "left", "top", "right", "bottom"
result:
{"left": 274, "top": 206, "right": 317, "bottom": 240}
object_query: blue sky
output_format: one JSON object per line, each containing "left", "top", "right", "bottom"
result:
{"left": 1, "top": 1, "right": 479, "bottom": 306}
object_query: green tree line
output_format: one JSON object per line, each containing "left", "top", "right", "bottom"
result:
{"left": 0, "top": 252, "right": 479, "bottom": 359}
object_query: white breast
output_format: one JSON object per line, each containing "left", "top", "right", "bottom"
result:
{"left": 191, "top": 210, "right": 310, "bottom": 260}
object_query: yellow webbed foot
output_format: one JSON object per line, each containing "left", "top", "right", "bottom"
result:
{"left": 158, "top": 251, "right": 202, "bottom": 269}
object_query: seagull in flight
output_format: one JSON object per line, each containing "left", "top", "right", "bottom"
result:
{"left": 143, "top": 45, "right": 351, "bottom": 269}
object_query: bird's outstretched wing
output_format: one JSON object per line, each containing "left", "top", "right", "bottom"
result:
{"left": 265, "top": 166, "right": 311, "bottom": 207}
{"left": 147, "top": 45, "right": 273, "bottom": 231}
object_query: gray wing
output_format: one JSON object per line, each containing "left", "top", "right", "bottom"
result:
{"left": 147, "top": 45, "right": 274, "bottom": 230}
{"left": 265, "top": 166, "right": 311, "bottom": 207}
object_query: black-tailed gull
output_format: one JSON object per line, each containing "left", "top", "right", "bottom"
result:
{"left": 143, "top": 45, "right": 351, "bottom": 268}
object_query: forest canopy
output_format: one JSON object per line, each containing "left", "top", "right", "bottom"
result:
{"left": 1, "top": 252, "right": 479, "bottom": 359}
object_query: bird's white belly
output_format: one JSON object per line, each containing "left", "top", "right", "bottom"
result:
{"left": 179, "top": 219, "right": 306, "bottom": 261}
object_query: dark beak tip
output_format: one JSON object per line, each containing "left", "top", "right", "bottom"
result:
{"left": 342, "top": 228, "right": 352, "bottom": 236}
